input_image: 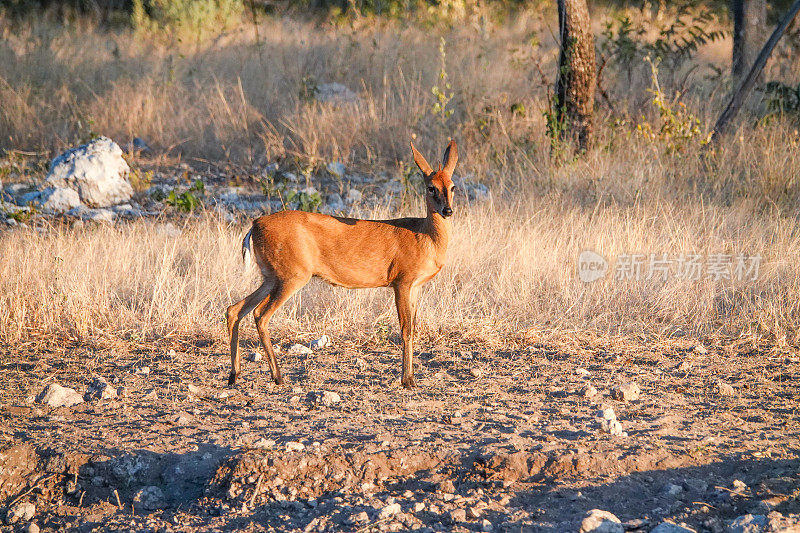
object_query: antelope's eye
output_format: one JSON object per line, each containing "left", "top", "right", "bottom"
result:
{"left": 427, "top": 186, "right": 436, "bottom": 194}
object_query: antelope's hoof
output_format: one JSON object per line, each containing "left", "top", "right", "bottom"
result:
{"left": 274, "top": 375, "right": 286, "bottom": 386}
{"left": 228, "top": 372, "right": 237, "bottom": 386}
{"left": 401, "top": 376, "right": 417, "bottom": 389}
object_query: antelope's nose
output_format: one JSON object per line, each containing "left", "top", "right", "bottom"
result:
{"left": 442, "top": 207, "right": 453, "bottom": 217}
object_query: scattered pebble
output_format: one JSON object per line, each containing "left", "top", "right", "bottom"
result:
{"left": 24, "top": 523, "right": 39, "bottom": 533}
{"left": 469, "top": 368, "right": 483, "bottom": 378}
{"left": 598, "top": 407, "right": 626, "bottom": 436}
{"left": 5, "top": 502, "right": 35, "bottom": 524}
{"left": 694, "top": 344, "right": 708, "bottom": 354}
{"left": 249, "top": 351, "right": 262, "bottom": 362}
{"left": 448, "top": 508, "right": 466, "bottom": 523}
{"left": 480, "top": 519, "right": 493, "bottom": 532}
{"left": 611, "top": 382, "right": 641, "bottom": 402}
{"left": 310, "top": 335, "right": 331, "bottom": 350}
{"left": 714, "top": 380, "right": 735, "bottom": 396}
{"left": 582, "top": 384, "right": 598, "bottom": 398}
{"left": 35, "top": 383, "right": 83, "bottom": 408}
{"left": 650, "top": 521, "right": 697, "bottom": 533}
{"left": 576, "top": 368, "right": 591, "bottom": 378}
{"left": 579, "top": 509, "right": 624, "bottom": 533}
{"left": 84, "top": 376, "right": 118, "bottom": 401}
{"left": 134, "top": 366, "right": 151, "bottom": 375}
{"left": 413, "top": 502, "right": 425, "bottom": 513}
{"left": 728, "top": 514, "right": 767, "bottom": 533}
{"left": 286, "top": 441, "right": 305, "bottom": 452}
{"left": 288, "top": 344, "right": 313, "bottom": 355}
{"left": 379, "top": 503, "right": 401, "bottom": 519}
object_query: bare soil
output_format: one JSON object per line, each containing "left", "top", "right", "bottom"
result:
{"left": 1, "top": 332, "right": 799, "bottom": 532}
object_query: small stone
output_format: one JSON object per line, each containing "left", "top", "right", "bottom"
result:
{"left": 306, "top": 390, "right": 341, "bottom": 407}
{"left": 249, "top": 351, "right": 262, "bottom": 362}
{"left": 576, "top": 368, "right": 591, "bottom": 378}
{"left": 35, "top": 383, "right": 83, "bottom": 408}
{"left": 84, "top": 376, "right": 118, "bottom": 401}
{"left": 310, "top": 335, "right": 331, "bottom": 350}
{"left": 448, "top": 509, "right": 466, "bottom": 523}
{"left": 715, "top": 381, "right": 735, "bottom": 396}
{"left": 677, "top": 361, "right": 693, "bottom": 372}
{"left": 683, "top": 478, "right": 709, "bottom": 494}
{"left": 663, "top": 483, "right": 683, "bottom": 497}
{"left": 252, "top": 438, "right": 275, "bottom": 449}
{"left": 24, "top": 522, "right": 39, "bottom": 533}
{"left": 133, "top": 486, "right": 165, "bottom": 511}
{"left": 346, "top": 189, "right": 362, "bottom": 203}
{"left": 694, "top": 344, "right": 708, "bottom": 354}
{"left": 470, "top": 368, "right": 483, "bottom": 378}
{"left": 173, "top": 412, "right": 192, "bottom": 425}
{"left": 611, "top": 382, "right": 641, "bottom": 402}
{"left": 467, "top": 506, "right": 482, "bottom": 519}
{"left": 439, "top": 480, "right": 455, "bottom": 493}
{"left": 39, "top": 186, "right": 81, "bottom": 213}
{"left": 480, "top": 519, "right": 493, "bottom": 532}
{"left": 135, "top": 366, "right": 151, "bottom": 375}
{"left": 187, "top": 383, "right": 202, "bottom": 395}
{"left": 622, "top": 519, "right": 649, "bottom": 530}
{"left": 579, "top": 509, "right": 624, "bottom": 533}
{"left": 732, "top": 479, "right": 748, "bottom": 492}
{"left": 582, "top": 384, "right": 598, "bottom": 398}
{"left": 5, "top": 502, "right": 35, "bottom": 524}
{"left": 143, "top": 390, "right": 158, "bottom": 401}
{"left": 727, "top": 514, "right": 767, "bottom": 533}
{"left": 650, "top": 522, "right": 697, "bottom": 533}
{"left": 349, "top": 511, "right": 369, "bottom": 523}
{"left": 413, "top": 502, "right": 425, "bottom": 513}
{"left": 326, "top": 162, "right": 346, "bottom": 177}
{"left": 286, "top": 441, "right": 305, "bottom": 452}
{"left": 379, "top": 503, "right": 401, "bottom": 519}
{"left": 288, "top": 344, "right": 313, "bottom": 355}
{"left": 600, "top": 407, "right": 616, "bottom": 420}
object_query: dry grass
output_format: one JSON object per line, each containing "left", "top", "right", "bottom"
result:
{"left": 2, "top": 7, "right": 800, "bottom": 348}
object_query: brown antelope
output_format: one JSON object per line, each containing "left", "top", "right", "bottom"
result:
{"left": 226, "top": 139, "right": 458, "bottom": 389}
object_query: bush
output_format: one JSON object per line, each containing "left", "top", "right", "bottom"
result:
{"left": 132, "top": 0, "right": 244, "bottom": 42}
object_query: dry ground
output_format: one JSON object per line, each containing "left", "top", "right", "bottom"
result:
{"left": 1, "top": 330, "right": 798, "bottom": 532}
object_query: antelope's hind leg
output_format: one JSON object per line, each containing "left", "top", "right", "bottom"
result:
{"left": 253, "top": 276, "right": 310, "bottom": 386}
{"left": 226, "top": 280, "right": 273, "bottom": 385}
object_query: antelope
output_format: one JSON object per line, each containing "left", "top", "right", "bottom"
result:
{"left": 225, "top": 139, "right": 458, "bottom": 389}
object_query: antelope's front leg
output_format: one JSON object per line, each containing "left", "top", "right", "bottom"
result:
{"left": 394, "top": 284, "right": 417, "bottom": 388}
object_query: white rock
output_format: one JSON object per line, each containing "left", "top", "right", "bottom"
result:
{"left": 326, "top": 161, "right": 346, "bottom": 177}
{"left": 576, "top": 368, "right": 591, "bottom": 378}
{"left": 715, "top": 380, "right": 735, "bottom": 396}
{"left": 480, "top": 519, "right": 494, "bottom": 532}
{"left": 249, "top": 351, "right": 262, "bottom": 362}
{"left": 650, "top": 522, "right": 697, "bottom": 533}
{"left": 288, "top": 344, "right": 313, "bottom": 355}
{"left": 379, "top": 502, "right": 402, "bottom": 519}
{"left": 85, "top": 208, "right": 115, "bottom": 224}
{"left": 413, "top": 502, "right": 425, "bottom": 512}
{"left": 35, "top": 383, "right": 83, "bottom": 408}
{"left": 84, "top": 376, "right": 118, "bottom": 401}
{"left": 39, "top": 187, "right": 81, "bottom": 213}
{"left": 5, "top": 501, "right": 35, "bottom": 524}
{"left": 286, "top": 441, "right": 305, "bottom": 452}
{"left": 307, "top": 390, "right": 341, "bottom": 407}
{"left": 663, "top": 483, "right": 683, "bottom": 497}
{"left": 599, "top": 407, "right": 617, "bottom": 421}
{"left": 253, "top": 438, "right": 275, "bottom": 449}
{"left": 135, "top": 366, "right": 151, "bottom": 375}
{"left": 346, "top": 189, "right": 362, "bottom": 203}
{"left": 316, "top": 83, "right": 359, "bottom": 105}
{"left": 133, "top": 485, "right": 165, "bottom": 511}
{"left": 694, "top": 344, "right": 708, "bottom": 354}
{"left": 470, "top": 367, "right": 483, "bottom": 378}
{"left": 310, "top": 335, "right": 331, "bottom": 350}
{"left": 45, "top": 137, "right": 132, "bottom": 208}
{"left": 611, "top": 382, "right": 641, "bottom": 402}
{"left": 24, "top": 522, "right": 39, "bottom": 533}
{"left": 582, "top": 384, "right": 598, "bottom": 398}
{"left": 579, "top": 509, "right": 624, "bottom": 533}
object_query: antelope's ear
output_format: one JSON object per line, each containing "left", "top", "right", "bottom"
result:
{"left": 411, "top": 141, "right": 434, "bottom": 177}
{"left": 442, "top": 140, "right": 458, "bottom": 176}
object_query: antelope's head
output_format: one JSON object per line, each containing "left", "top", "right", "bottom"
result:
{"left": 410, "top": 140, "right": 458, "bottom": 219}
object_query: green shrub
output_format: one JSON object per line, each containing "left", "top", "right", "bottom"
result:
{"left": 132, "top": 0, "right": 244, "bottom": 43}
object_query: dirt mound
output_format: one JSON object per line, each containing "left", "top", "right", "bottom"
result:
{"left": 209, "top": 445, "right": 450, "bottom": 505}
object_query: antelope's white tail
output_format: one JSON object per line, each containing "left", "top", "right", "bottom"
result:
{"left": 242, "top": 228, "right": 253, "bottom": 269}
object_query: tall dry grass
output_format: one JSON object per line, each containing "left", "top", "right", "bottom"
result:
{"left": 2, "top": 196, "right": 799, "bottom": 346}
{"left": 2, "top": 8, "right": 800, "bottom": 347}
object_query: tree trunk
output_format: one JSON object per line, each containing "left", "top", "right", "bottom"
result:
{"left": 554, "top": 0, "right": 596, "bottom": 152}
{"left": 731, "top": 0, "right": 767, "bottom": 85}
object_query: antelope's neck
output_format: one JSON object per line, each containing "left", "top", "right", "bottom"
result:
{"left": 424, "top": 210, "right": 452, "bottom": 258}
